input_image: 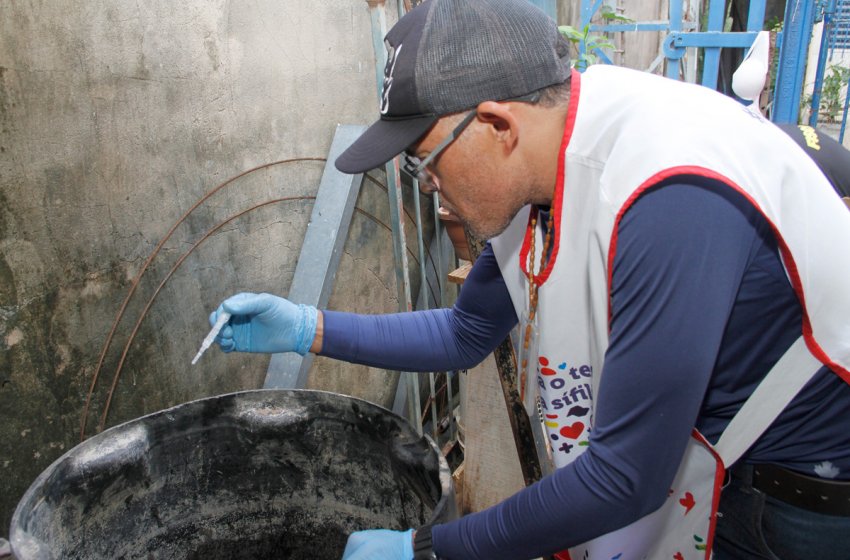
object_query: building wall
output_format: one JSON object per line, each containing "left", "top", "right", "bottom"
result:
{"left": 0, "top": 0, "right": 418, "bottom": 533}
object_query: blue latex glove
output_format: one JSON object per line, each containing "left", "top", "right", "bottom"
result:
{"left": 209, "top": 292, "right": 318, "bottom": 355}
{"left": 342, "top": 529, "right": 414, "bottom": 560}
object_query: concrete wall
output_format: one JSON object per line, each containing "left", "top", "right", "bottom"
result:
{"left": 0, "top": 0, "right": 422, "bottom": 534}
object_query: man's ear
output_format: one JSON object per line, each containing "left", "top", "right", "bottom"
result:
{"left": 475, "top": 100, "right": 520, "bottom": 154}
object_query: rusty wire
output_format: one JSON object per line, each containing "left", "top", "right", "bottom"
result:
{"left": 80, "top": 157, "right": 324, "bottom": 440}
{"left": 96, "top": 196, "right": 312, "bottom": 432}
{"left": 82, "top": 162, "right": 442, "bottom": 438}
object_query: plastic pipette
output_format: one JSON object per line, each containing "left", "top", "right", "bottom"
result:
{"left": 191, "top": 312, "right": 232, "bottom": 365}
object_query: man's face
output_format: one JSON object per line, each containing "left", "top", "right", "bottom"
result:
{"left": 408, "top": 112, "right": 533, "bottom": 240}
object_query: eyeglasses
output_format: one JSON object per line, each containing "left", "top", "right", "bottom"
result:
{"left": 401, "top": 91, "right": 542, "bottom": 191}
{"left": 402, "top": 109, "right": 477, "bottom": 191}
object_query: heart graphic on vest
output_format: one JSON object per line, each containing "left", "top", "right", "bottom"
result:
{"left": 679, "top": 491, "right": 695, "bottom": 514}
{"left": 559, "top": 422, "right": 585, "bottom": 439}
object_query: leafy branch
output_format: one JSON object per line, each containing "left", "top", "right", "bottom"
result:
{"left": 558, "top": 4, "right": 632, "bottom": 71}
{"left": 806, "top": 64, "right": 850, "bottom": 123}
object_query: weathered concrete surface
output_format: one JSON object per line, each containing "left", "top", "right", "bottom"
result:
{"left": 0, "top": 0, "right": 420, "bottom": 535}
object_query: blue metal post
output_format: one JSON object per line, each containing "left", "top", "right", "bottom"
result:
{"left": 838, "top": 69, "right": 850, "bottom": 145}
{"left": 840, "top": 71, "right": 850, "bottom": 142}
{"left": 433, "top": 194, "right": 446, "bottom": 308}
{"left": 579, "top": 0, "right": 605, "bottom": 64}
{"left": 809, "top": 0, "right": 837, "bottom": 126}
{"left": 367, "top": 3, "right": 412, "bottom": 314}
{"left": 411, "top": 182, "right": 440, "bottom": 439}
{"left": 666, "top": 0, "right": 684, "bottom": 80}
{"left": 666, "top": 0, "right": 685, "bottom": 80}
{"left": 702, "top": 0, "right": 728, "bottom": 89}
{"left": 583, "top": 0, "right": 768, "bottom": 89}
{"left": 774, "top": 0, "right": 818, "bottom": 123}
{"left": 366, "top": 0, "right": 419, "bottom": 432}
{"left": 747, "top": 0, "right": 768, "bottom": 31}
{"left": 581, "top": 0, "right": 604, "bottom": 26}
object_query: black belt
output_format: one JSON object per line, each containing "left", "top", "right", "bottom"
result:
{"left": 748, "top": 463, "right": 850, "bottom": 517}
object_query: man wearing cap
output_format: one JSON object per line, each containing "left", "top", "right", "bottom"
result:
{"left": 208, "top": 0, "right": 850, "bottom": 558}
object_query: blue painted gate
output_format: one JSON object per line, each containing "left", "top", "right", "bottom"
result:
{"left": 575, "top": 0, "right": 846, "bottom": 131}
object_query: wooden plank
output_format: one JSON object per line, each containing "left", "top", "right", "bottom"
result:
{"left": 458, "top": 355, "right": 525, "bottom": 514}
{"left": 447, "top": 262, "right": 473, "bottom": 285}
{"left": 464, "top": 229, "right": 546, "bottom": 487}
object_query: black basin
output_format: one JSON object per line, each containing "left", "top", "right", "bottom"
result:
{"left": 11, "top": 389, "right": 455, "bottom": 559}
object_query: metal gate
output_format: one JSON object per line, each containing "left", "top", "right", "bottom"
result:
{"left": 579, "top": 0, "right": 850, "bottom": 135}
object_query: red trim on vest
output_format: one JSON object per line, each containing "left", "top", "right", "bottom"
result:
{"left": 519, "top": 69, "right": 581, "bottom": 285}
{"left": 691, "top": 429, "right": 725, "bottom": 560}
{"left": 606, "top": 164, "right": 849, "bottom": 382}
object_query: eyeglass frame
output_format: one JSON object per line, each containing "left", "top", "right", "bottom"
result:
{"left": 401, "top": 90, "right": 542, "bottom": 189}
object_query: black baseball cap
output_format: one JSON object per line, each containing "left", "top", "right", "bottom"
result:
{"left": 335, "top": 0, "right": 571, "bottom": 174}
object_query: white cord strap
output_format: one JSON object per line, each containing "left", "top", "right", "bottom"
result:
{"left": 714, "top": 336, "right": 822, "bottom": 467}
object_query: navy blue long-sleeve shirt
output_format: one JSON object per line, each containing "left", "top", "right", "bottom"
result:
{"left": 321, "top": 177, "right": 850, "bottom": 559}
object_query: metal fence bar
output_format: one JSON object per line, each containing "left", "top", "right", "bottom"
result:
{"left": 412, "top": 181, "right": 439, "bottom": 439}
{"left": 366, "top": 0, "right": 420, "bottom": 431}
{"left": 398, "top": 0, "right": 445, "bottom": 441}
{"left": 413, "top": 192, "right": 428, "bottom": 312}
{"left": 584, "top": 0, "right": 764, "bottom": 90}
{"left": 700, "top": 0, "right": 727, "bottom": 89}
{"left": 774, "top": 0, "right": 818, "bottom": 123}
{"left": 368, "top": 3, "right": 388, "bottom": 108}
{"left": 590, "top": 22, "right": 677, "bottom": 33}
{"left": 747, "top": 0, "right": 768, "bottom": 31}
{"left": 670, "top": 31, "right": 759, "bottom": 48}
{"left": 433, "top": 193, "right": 446, "bottom": 308}
{"left": 828, "top": 0, "right": 850, "bottom": 52}
{"left": 666, "top": 0, "right": 684, "bottom": 80}
{"left": 810, "top": 0, "right": 838, "bottom": 126}
{"left": 582, "top": 0, "right": 604, "bottom": 25}
{"left": 264, "top": 125, "right": 366, "bottom": 389}
{"left": 840, "top": 72, "right": 850, "bottom": 142}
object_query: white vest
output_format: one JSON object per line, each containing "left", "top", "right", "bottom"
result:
{"left": 491, "top": 65, "right": 850, "bottom": 559}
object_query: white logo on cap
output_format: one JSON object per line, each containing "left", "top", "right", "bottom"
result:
{"left": 380, "top": 41, "right": 402, "bottom": 115}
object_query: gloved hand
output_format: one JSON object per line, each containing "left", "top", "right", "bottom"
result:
{"left": 342, "top": 529, "right": 414, "bottom": 560}
{"left": 209, "top": 292, "right": 318, "bottom": 355}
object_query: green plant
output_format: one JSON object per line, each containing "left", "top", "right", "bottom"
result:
{"left": 598, "top": 4, "right": 631, "bottom": 24}
{"left": 764, "top": 15, "right": 782, "bottom": 31}
{"left": 807, "top": 64, "right": 850, "bottom": 123}
{"left": 762, "top": 20, "right": 782, "bottom": 118}
{"left": 558, "top": 4, "right": 632, "bottom": 71}
{"left": 558, "top": 24, "right": 615, "bottom": 70}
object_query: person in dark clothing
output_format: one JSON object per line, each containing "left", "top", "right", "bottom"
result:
{"left": 778, "top": 122, "right": 850, "bottom": 198}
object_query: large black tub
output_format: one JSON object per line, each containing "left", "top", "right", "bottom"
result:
{"left": 11, "top": 390, "right": 455, "bottom": 559}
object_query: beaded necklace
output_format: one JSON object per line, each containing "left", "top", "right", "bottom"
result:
{"left": 519, "top": 206, "right": 555, "bottom": 414}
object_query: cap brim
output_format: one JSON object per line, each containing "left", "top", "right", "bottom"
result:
{"left": 335, "top": 115, "right": 437, "bottom": 174}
